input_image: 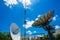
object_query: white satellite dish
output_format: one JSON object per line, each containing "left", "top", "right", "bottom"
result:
{"left": 10, "top": 23, "right": 21, "bottom": 40}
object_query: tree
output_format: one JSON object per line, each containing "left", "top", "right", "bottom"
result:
{"left": 56, "top": 34, "right": 60, "bottom": 40}
{"left": 0, "top": 32, "right": 5, "bottom": 40}
{"left": 5, "top": 32, "right": 12, "bottom": 40}
{"left": 32, "top": 10, "right": 55, "bottom": 40}
{"left": 0, "top": 32, "right": 12, "bottom": 40}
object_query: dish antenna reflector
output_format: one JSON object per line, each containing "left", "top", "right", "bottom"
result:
{"left": 10, "top": 23, "right": 21, "bottom": 40}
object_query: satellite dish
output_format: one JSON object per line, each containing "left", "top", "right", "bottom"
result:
{"left": 32, "top": 10, "right": 54, "bottom": 26}
{"left": 10, "top": 23, "right": 21, "bottom": 40}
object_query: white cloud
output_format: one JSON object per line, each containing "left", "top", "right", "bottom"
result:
{"left": 23, "top": 15, "right": 41, "bottom": 29}
{"left": 37, "top": 35, "right": 44, "bottom": 37}
{"left": 35, "top": 15, "right": 41, "bottom": 21}
{"left": 26, "top": 20, "right": 29, "bottom": 22}
{"left": 27, "top": 30, "right": 31, "bottom": 33}
{"left": 33, "top": 31, "right": 36, "bottom": 33}
{"left": 55, "top": 25, "right": 60, "bottom": 29}
{"left": 23, "top": 20, "right": 34, "bottom": 29}
{"left": 37, "top": 15, "right": 41, "bottom": 18}
{"left": 4, "top": 0, "right": 18, "bottom": 8}
{"left": 53, "top": 15, "right": 58, "bottom": 21}
{"left": 35, "top": 18, "right": 39, "bottom": 21}
{"left": 26, "top": 30, "right": 32, "bottom": 35}
{"left": 19, "top": 0, "right": 32, "bottom": 9}
{"left": 4, "top": 0, "right": 32, "bottom": 8}
{"left": 26, "top": 30, "right": 37, "bottom": 35}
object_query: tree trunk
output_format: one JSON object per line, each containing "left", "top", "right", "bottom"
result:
{"left": 48, "top": 30, "right": 53, "bottom": 40}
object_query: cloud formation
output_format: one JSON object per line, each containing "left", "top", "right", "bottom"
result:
{"left": 26, "top": 30, "right": 37, "bottom": 35}
{"left": 4, "top": 0, "right": 32, "bottom": 8}
{"left": 19, "top": 0, "right": 32, "bottom": 9}
{"left": 35, "top": 15, "right": 41, "bottom": 21}
{"left": 23, "top": 14, "right": 41, "bottom": 29}
{"left": 53, "top": 15, "right": 58, "bottom": 21}
{"left": 4, "top": 0, "right": 18, "bottom": 8}
{"left": 26, "top": 30, "right": 32, "bottom": 35}
{"left": 33, "top": 31, "right": 36, "bottom": 33}
{"left": 23, "top": 20, "right": 34, "bottom": 29}
{"left": 55, "top": 25, "right": 60, "bottom": 29}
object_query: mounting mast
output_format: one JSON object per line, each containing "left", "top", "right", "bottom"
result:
{"left": 24, "top": 0, "right": 26, "bottom": 38}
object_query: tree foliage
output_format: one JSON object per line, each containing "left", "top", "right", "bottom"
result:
{"left": 0, "top": 32, "right": 12, "bottom": 40}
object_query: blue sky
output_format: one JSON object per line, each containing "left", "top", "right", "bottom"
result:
{"left": 0, "top": 0, "right": 60, "bottom": 36}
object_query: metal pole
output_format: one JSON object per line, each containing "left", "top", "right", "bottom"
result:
{"left": 24, "top": 0, "right": 26, "bottom": 39}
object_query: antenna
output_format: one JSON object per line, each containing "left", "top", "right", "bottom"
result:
{"left": 10, "top": 23, "right": 21, "bottom": 40}
{"left": 24, "top": 0, "right": 26, "bottom": 37}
